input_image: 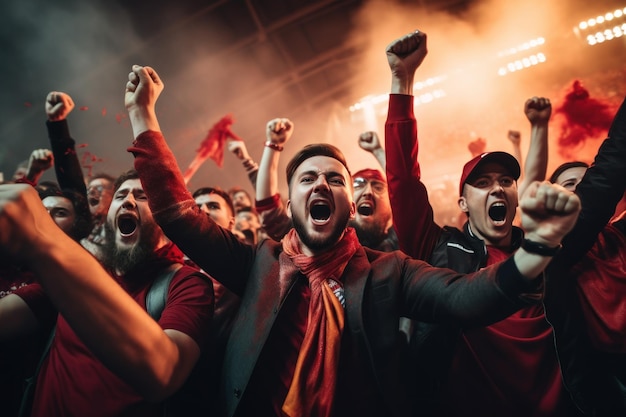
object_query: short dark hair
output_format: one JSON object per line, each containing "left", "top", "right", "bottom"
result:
{"left": 112, "top": 169, "right": 140, "bottom": 193}
{"left": 88, "top": 173, "right": 116, "bottom": 194}
{"left": 285, "top": 143, "right": 350, "bottom": 187}
{"left": 38, "top": 186, "right": 92, "bottom": 241}
{"left": 548, "top": 161, "right": 589, "bottom": 184}
{"left": 193, "top": 186, "right": 235, "bottom": 217}
{"left": 227, "top": 186, "right": 249, "bottom": 199}
{"left": 89, "top": 172, "right": 116, "bottom": 184}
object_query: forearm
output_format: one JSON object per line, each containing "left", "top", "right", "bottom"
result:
{"left": 385, "top": 94, "right": 439, "bottom": 259}
{"left": 510, "top": 142, "right": 523, "bottom": 176}
{"left": 256, "top": 146, "right": 281, "bottom": 201}
{"left": 24, "top": 170, "right": 44, "bottom": 185}
{"left": 47, "top": 120, "right": 87, "bottom": 194}
{"left": 519, "top": 122, "right": 548, "bottom": 196}
{"left": 128, "top": 107, "right": 160, "bottom": 139}
{"left": 372, "top": 147, "right": 386, "bottom": 171}
{"left": 403, "top": 256, "right": 540, "bottom": 327}
{"left": 244, "top": 159, "right": 259, "bottom": 191}
{"left": 257, "top": 195, "right": 292, "bottom": 241}
{"left": 130, "top": 131, "right": 193, "bottom": 211}
{"left": 29, "top": 231, "right": 181, "bottom": 399}
{"left": 512, "top": 244, "right": 552, "bottom": 281}
{"left": 391, "top": 73, "right": 414, "bottom": 95}
{"left": 385, "top": 95, "right": 420, "bottom": 179}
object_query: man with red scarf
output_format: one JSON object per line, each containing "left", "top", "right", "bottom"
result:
{"left": 0, "top": 170, "right": 214, "bottom": 417}
{"left": 124, "top": 63, "right": 580, "bottom": 417}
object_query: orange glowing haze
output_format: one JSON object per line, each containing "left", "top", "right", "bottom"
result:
{"left": 1, "top": 0, "right": 624, "bottom": 226}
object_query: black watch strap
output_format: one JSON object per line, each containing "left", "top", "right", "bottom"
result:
{"left": 521, "top": 239, "right": 562, "bottom": 256}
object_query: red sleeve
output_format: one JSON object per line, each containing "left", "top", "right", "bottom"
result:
{"left": 574, "top": 224, "right": 626, "bottom": 353}
{"left": 385, "top": 94, "right": 442, "bottom": 260}
{"left": 128, "top": 130, "right": 255, "bottom": 296}
{"left": 255, "top": 194, "right": 281, "bottom": 213}
{"left": 128, "top": 130, "right": 195, "bottom": 213}
{"left": 256, "top": 194, "right": 292, "bottom": 241}
{"left": 159, "top": 268, "right": 214, "bottom": 349}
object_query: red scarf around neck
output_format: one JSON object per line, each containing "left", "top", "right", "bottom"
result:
{"left": 281, "top": 227, "right": 360, "bottom": 417}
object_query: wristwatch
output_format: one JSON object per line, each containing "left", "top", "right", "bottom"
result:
{"left": 521, "top": 239, "right": 562, "bottom": 256}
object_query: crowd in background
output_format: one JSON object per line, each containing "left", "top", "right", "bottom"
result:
{"left": 0, "top": 28, "right": 624, "bottom": 417}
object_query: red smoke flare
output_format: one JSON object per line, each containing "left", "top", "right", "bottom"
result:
{"left": 554, "top": 80, "right": 615, "bottom": 159}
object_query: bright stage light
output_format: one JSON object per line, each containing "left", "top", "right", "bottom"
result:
{"left": 496, "top": 37, "right": 544, "bottom": 58}
{"left": 576, "top": 5, "right": 626, "bottom": 45}
{"left": 497, "top": 52, "right": 546, "bottom": 76}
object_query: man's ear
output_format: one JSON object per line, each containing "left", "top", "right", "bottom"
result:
{"left": 458, "top": 196, "right": 469, "bottom": 213}
{"left": 228, "top": 216, "right": 235, "bottom": 230}
{"left": 349, "top": 201, "right": 356, "bottom": 220}
{"left": 286, "top": 200, "right": 292, "bottom": 219}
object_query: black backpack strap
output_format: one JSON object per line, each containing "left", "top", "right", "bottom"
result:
{"left": 18, "top": 326, "right": 56, "bottom": 417}
{"left": 146, "top": 263, "right": 183, "bottom": 321}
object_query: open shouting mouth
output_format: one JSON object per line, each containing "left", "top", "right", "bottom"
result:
{"left": 488, "top": 202, "right": 507, "bottom": 226}
{"left": 309, "top": 199, "right": 331, "bottom": 224}
{"left": 117, "top": 213, "right": 139, "bottom": 237}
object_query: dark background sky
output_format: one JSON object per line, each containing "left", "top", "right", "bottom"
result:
{"left": 1, "top": 0, "right": 625, "bottom": 202}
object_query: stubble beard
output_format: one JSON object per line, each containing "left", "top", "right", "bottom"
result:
{"left": 349, "top": 217, "right": 387, "bottom": 249}
{"left": 292, "top": 210, "right": 351, "bottom": 253}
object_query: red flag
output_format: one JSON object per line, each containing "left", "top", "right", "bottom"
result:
{"left": 182, "top": 114, "right": 241, "bottom": 184}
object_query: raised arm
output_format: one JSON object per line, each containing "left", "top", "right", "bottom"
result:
{"left": 517, "top": 96, "right": 551, "bottom": 197}
{"left": 515, "top": 180, "right": 580, "bottom": 277}
{"left": 507, "top": 130, "right": 522, "bottom": 166}
{"left": 22, "top": 148, "right": 53, "bottom": 185}
{"left": 0, "top": 184, "right": 204, "bottom": 401}
{"left": 125, "top": 65, "right": 254, "bottom": 293}
{"left": 256, "top": 118, "right": 293, "bottom": 201}
{"left": 384, "top": 29, "right": 441, "bottom": 261}
{"left": 469, "top": 136, "right": 487, "bottom": 158}
{"left": 387, "top": 30, "right": 428, "bottom": 95}
{"left": 358, "top": 131, "right": 386, "bottom": 171}
{"left": 227, "top": 139, "right": 259, "bottom": 189}
{"left": 45, "top": 91, "right": 88, "bottom": 195}
{"left": 255, "top": 118, "right": 294, "bottom": 241}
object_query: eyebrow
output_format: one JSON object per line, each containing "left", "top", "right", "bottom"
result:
{"left": 115, "top": 187, "right": 145, "bottom": 196}
{"left": 300, "top": 169, "right": 345, "bottom": 178}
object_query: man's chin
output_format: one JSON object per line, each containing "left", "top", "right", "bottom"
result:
{"left": 296, "top": 225, "right": 343, "bottom": 253}
{"left": 116, "top": 235, "right": 139, "bottom": 248}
